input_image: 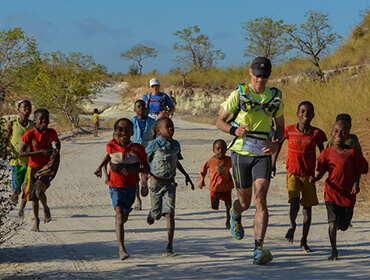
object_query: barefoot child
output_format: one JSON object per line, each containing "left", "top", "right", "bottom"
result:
{"left": 199, "top": 139, "right": 234, "bottom": 229}
{"left": 274, "top": 101, "right": 327, "bottom": 252}
{"left": 93, "top": 108, "right": 99, "bottom": 137}
{"left": 131, "top": 100, "right": 155, "bottom": 210}
{"left": 145, "top": 117, "right": 194, "bottom": 256}
{"left": 7, "top": 100, "right": 33, "bottom": 215}
{"left": 19, "top": 109, "right": 61, "bottom": 231}
{"left": 94, "top": 118, "right": 149, "bottom": 260}
{"left": 310, "top": 120, "right": 368, "bottom": 260}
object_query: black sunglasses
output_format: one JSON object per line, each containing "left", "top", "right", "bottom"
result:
{"left": 256, "top": 74, "right": 270, "bottom": 78}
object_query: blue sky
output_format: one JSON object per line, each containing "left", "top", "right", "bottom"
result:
{"left": 1, "top": 0, "right": 368, "bottom": 74}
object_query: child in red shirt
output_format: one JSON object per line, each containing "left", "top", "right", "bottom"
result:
{"left": 19, "top": 109, "right": 61, "bottom": 232}
{"left": 276, "top": 101, "right": 327, "bottom": 252}
{"left": 199, "top": 139, "right": 234, "bottom": 229}
{"left": 310, "top": 120, "right": 368, "bottom": 261}
{"left": 94, "top": 118, "right": 150, "bottom": 260}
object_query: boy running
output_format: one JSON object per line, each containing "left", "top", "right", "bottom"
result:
{"left": 274, "top": 101, "right": 327, "bottom": 252}
{"left": 131, "top": 100, "right": 155, "bottom": 210}
{"left": 93, "top": 108, "right": 99, "bottom": 137}
{"left": 145, "top": 117, "right": 194, "bottom": 256}
{"left": 7, "top": 100, "right": 33, "bottom": 214}
{"left": 310, "top": 120, "right": 368, "bottom": 260}
{"left": 94, "top": 118, "right": 150, "bottom": 260}
{"left": 19, "top": 109, "right": 61, "bottom": 232}
{"left": 199, "top": 139, "right": 234, "bottom": 229}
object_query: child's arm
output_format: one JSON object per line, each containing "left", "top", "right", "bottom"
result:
{"left": 177, "top": 160, "right": 194, "bottom": 190}
{"left": 19, "top": 142, "right": 50, "bottom": 158}
{"left": 121, "top": 160, "right": 150, "bottom": 176}
{"left": 94, "top": 154, "right": 111, "bottom": 178}
{"left": 351, "top": 174, "right": 361, "bottom": 194}
{"left": 199, "top": 161, "right": 209, "bottom": 189}
{"left": 55, "top": 138, "right": 61, "bottom": 152}
{"left": 309, "top": 172, "right": 325, "bottom": 184}
{"left": 317, "top": 143, "right": 325, "bottom": 153}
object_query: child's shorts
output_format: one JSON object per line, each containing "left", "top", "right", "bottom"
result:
{"left": 149, "top": 180, "right": 177, "bottom": 220}
{"left": 326, "top": 201, "right": 354, "bottom": 231}
{"left": 109, "top": 185, "right": 136, "bottom": 212}
{"left": 23, "top": 166, "right": 50, "bottom": 201}
{"left": 210, "top": 190, "right": 232, "bottom": 210}
{"left": 12, "top": 165, "right": 28, "bottom": 192}
{"left": 286, "top": 173, "right": 318, "bottom": 207}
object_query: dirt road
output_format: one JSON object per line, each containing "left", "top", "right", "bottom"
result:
{"left": 1, "top": 116, "right": 369, "bottom": 279}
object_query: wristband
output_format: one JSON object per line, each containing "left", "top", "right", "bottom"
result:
{"left": 229, "top": 126, "right": 237, "bottom": 136}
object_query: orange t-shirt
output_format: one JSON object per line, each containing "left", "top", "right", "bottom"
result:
{"left": 285, "top": 124, "right": 327, "bottom": 177}
{"left": 200, "top": 156, "right": 234, "bottom": 192}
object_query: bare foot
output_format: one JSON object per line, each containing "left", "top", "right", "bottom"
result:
{"left": 134, "top": 203, "right": 142, "bottom": 211}
{"left": 18, "top": 209, "right": 24, "bottom": 218}
{"left": 44, "top": 206, "right": 51, "bottom": 223}
{"left": 166, "top": 249, "right": 175, "bottom": 257}
{"left": 300, "top": 242, "right": 313, "bottom": 253}
{"left": 285, "top": 227, "right": 295, "bottom": 243}
{"left": 31, "top": 218, "right": 40, "bottom": 232}
{"left": 328, "top": 250, "right": 338, "bottom": 260}
{"left": 141, "top": 185, "right": 149, "bottom": 197}
{"left": 119, "top": 250, "right": 130, "bottom": 261}
{"left": 147, "top": 212, "right": 154, "bottom": 225}
{"left": 225, "top": 221, "right": 231, "bottom": 229}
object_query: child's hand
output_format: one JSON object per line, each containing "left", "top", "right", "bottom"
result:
{"left": 351, "top": 183, "right": 360, "bottom": 194}
{"left": 309, "top": 176, "right": 315, "bottom": 184}
{"left": 198, "top": 183, "right": 204, "bottom": 189}
{"left": 271, "top": 163, "right": 276, "bottom": 178}
{"left": 94, "top": 168, "right": 102, "bottom": 178}
{"left": 185, "top": 175, "right": 195, "bottom": 190}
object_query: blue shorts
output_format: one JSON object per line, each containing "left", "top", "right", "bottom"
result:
{"left": 109, "top": 185, "right": 136, "bottom": 212}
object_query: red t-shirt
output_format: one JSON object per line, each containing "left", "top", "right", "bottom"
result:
{"left": 317, "top": 147, "right": 368, "bottom": 207}
{"left": 107, "top": 140, "right": 147, "bottom": 188}
{"left": 285, "top": 124, "right": 327, "bottom": 177}
{"left": 199, "top": 156, "right": 234, "bottom": 192}
{"left": 21, "top": 128, "right": 58, "bottom": 168}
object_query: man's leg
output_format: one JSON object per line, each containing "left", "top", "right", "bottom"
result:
{"left": 253, "top": 178, "right": 270, "bottom": 241}
{"left": 230, "top": 188, "right": 252, "bottom": 240}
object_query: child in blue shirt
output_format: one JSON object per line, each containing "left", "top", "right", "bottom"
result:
{"left": 131, "top": 100, "right": 156, "bottom": 210}
{"left": 145, "top": 117, "right": 194, "bottom": 256}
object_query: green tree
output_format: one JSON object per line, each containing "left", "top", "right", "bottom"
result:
{"left": 120, "top": 44, "right": 157, "bottom": 75}
{"left": 29, "top": 51, "right": 104, "bottom": 127}
{"left": 285, "top": 10, "right": 341, "bottom": 81}
{"left": 173, "top": 25, "right": 225, "bottom": 72}
{"left": 0, "top": 27, "right": 40, "bottom": 103}
{"left": 241, "top": 17, "right": 291, "bottom": 61}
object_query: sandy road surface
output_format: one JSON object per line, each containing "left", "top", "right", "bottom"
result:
{"left": 1, "top": 117, "right": 370, "bottom": 280}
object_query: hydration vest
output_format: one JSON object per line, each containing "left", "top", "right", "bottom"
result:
{"left": 145, "top": 93, "right": 168, "bottom": 113}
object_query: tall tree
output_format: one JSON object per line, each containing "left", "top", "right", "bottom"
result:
{"left": 173, "top": 26, "right": 225, "bottom": 72}
{"left": 0, "top": 27, "right": 40, "bottom": 103}
{"left": 241, "top": 17, "right": 291, "bottom": 61}
{"left": 120, "top": 44, "right": 157, "bottom": 75}
{"left": 285, "top": 10, "right": 340, "bottom": 81}
{"left": 29, "top": 51, "right": 104, "bottom": 127}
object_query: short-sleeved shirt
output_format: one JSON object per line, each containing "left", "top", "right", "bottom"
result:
{"left": 200, "top": 156, "right": 234, "bottom": 192}
{"left": 131, "top": 115, "right": 155, "bottom": 148}
{"left": 221, "top": 85, "right": 284, "bottom": 156}
{"left": 106, "top": 140, "right": 147, "bottom": 188}
{"left": 10, "top": 118, "right": 34, "bottom": 166}
{"left": 93, "top": 113, "right": 99, "bottom": 123}
{"left": 327, "top": 134, "right": 362, "bottom": 154}
{"left": 145, "top": 136, "right": 183, "bottom": 179}
{"left": 21, "top": 128, "right": 58, "bottom": 168}
{"left": 317, "top": 147, "right": 368, "bottom": 207}
{"left": 285, "top": 124, "right": 327, "bottom": 177}
{"left": 142, "top": 93, "right": 174, "bottom": 115}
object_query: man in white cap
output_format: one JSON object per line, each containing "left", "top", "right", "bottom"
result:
{"left": 142, "top": 78, "right": 175, "bottom": 120}
{"left": 216, "top": 57, "right": 285, "bottom": 265}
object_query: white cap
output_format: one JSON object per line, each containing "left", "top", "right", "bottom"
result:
{"left": 149, "top": 78, "right": 160, "bottom": 87}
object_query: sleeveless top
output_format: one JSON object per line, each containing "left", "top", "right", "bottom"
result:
{"left": 10, "top": 118, "right": 34, "bottom": 166}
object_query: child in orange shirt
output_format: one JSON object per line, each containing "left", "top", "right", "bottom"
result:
{"left": 199, "top": 139, "right": 234, "bottom": 229}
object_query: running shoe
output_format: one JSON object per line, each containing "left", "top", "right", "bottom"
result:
{"left": 253, "top": 247, "right": 273, "bottom": 265}
{"left": 230, "top": 208, "right": 244, "bottom": 240}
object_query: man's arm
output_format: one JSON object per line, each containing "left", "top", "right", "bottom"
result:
{"left": 215, "top": 108, "right": 249, "bottom": 136}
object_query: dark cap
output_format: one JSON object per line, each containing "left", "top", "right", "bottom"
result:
{"left": 251, "top": 57, "right": 272, "bottom": 77}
